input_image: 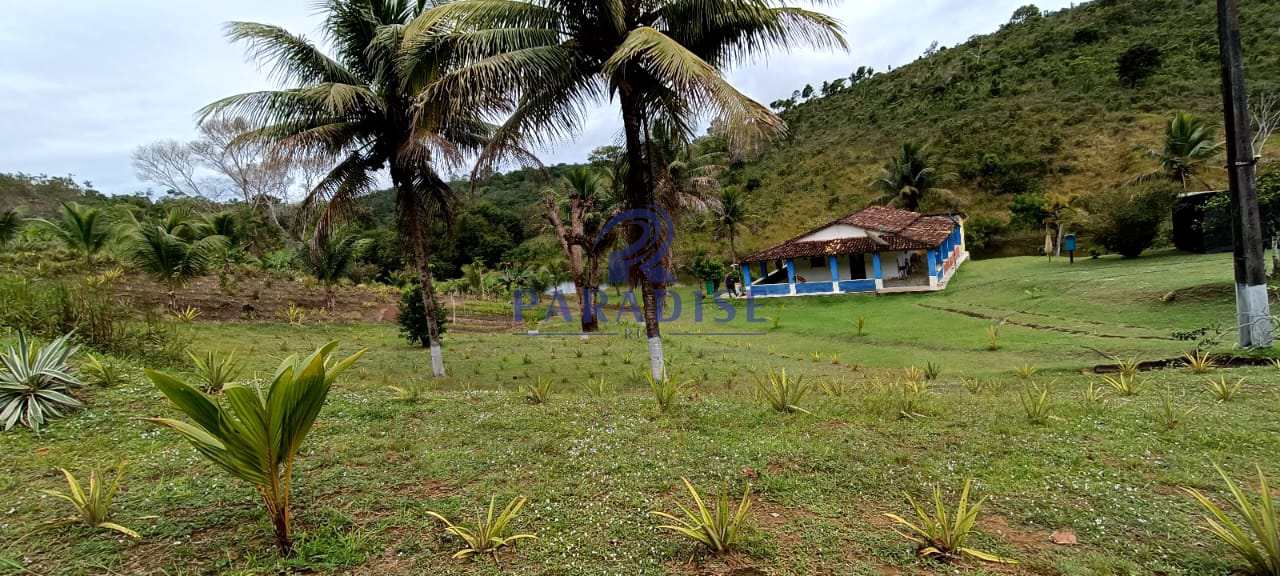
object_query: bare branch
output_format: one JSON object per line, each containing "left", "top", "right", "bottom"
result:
{"left": 131, "top": 140, "right": 205, "bottom": 197}
{"left": 1251, "top": 92, "right": 1280, "bottom": 159}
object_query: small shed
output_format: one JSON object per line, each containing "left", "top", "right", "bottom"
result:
{"left": 739, "top": 206, "right": 968, "bottom": 298}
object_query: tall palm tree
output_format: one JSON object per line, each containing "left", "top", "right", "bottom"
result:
{"left": 1149, "top": 111, "right": 1223, "bottom": 192}
{"left": 710, "top": 187, "right": 751, "bottom": 262}
{"left": 200, "top": 0, "right": 501, "bottom": 377}
{"left": 873, "top": 142, "right": 946, "bottom": 212}
{"left": 0, "top": 209, "right": 20, "bottom": 249}
{"left": 35, "top": 202, "right": 112, "bottom": 266}
{"left": 546, "top": 166, "right": 620, "bottom": 332}
{"left": 407, "top": 0, "right": 844, "bottom": 379}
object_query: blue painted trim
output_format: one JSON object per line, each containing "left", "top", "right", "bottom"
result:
{"left": 827, "top": 255, "right": 839, "bottom": 283}
{"left": 872, "top": 252, "right": 882, "bottom": 279}
{"left": 927, "top": 249, "right": 938, "bottom": 278}
{"left": 759, "top": 262, "right": 768, "bottom": 279}
{"left": 838, "top": 279, "right": 877, "bottom": 293}
{"left": 785, "top": 259, "right": 796, "bottom": 286}
{"left": 749, "top": 284, "right": 790, "bottom": 297}
{"left": 742, "top": 264, "right": 752, "bottom": 286}
{"left": 796, "top": 282, "right": 836, "bottom": 294}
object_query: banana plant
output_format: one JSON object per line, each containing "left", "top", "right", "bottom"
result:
{"left": 145, "top": 341, "right": 364, "bottom": 555}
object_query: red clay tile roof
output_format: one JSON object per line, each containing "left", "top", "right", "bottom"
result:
{"left": 742, "top": 207, "right": 958, "bottom": 263}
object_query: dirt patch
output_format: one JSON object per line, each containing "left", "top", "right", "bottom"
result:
{"left": 664, "top": 552, "right": 764, "bottom": 576}
{"left": 1154, "top": 283, "right": 1236, "bottom": 303}
{"left": 918, "top": 303, "right": 1176, "bottom": 341}
{"left": 1091, "top": 354, "right": 1278, "bottom": 374}
{"left": 983, "top": 515, "right": 1052, "bottom": 552}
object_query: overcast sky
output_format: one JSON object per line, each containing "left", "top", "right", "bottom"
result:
{"left": 0, "top": 0, "right": 1077, "bottom": 196}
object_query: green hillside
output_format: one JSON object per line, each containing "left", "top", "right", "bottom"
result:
{"left": 721, "top": 0, "right": 1280, "bottom": 255}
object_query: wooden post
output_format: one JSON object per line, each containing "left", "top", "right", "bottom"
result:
{"left": 1218, "top": 0, "right": 1274, "bottom": 347}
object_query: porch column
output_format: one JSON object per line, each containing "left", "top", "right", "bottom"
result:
{"left": 785, "top": 258, "right": 796, "bottom": 295}
{"left": 742, "top": 263, "right": 752, "bottom": 288}
{"left": 759, "top": 262, "right": 768, "bottom": 280}
{"left": 872, "top": 252, "right": 883, "bottom": 290}
{"left": 828, "top": 255, "right": 840, "bottom": 285}
{"left": 927, "top": 249, "right": 938, "bottom": 277}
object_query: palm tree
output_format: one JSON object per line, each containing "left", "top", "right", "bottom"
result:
{"left": 129, "top": 225, "right": 226, "bottom": 310}
{"left": 407, "top": 0, "right": 844, "bottom": 379}
{"left": 1149, "top": 111, "right": 1223, "bottom": 192}
{"left": 873, "top": 143, "right": 946, "bottom": 212}
{"left": 711, "top": 188, "right": 751, "bottom": 262}
{"left": 545, "top": 166, "right": 621, "bottom": 332}
{"left": 0, "top": 209, "right": 20, "bottom": 249}
{"left": 200, "top": 0, "right": 501, "bottom": 377}
{"left": 35, "top": 202, "right": 112, "bottom": 266}
{"left": 304, "top": 232, "right": 367, "bottom": 309}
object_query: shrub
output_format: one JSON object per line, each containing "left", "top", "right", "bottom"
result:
{"left": 884, "top": 479, "right": 1016, "bottom": 564}
{"left": 923, "top": 362, "right": 942, "bottom": 381}
{"left": 521, "top": 377, "right": 555, "bottom": 404}
{"left": 1014, "top": 364, "right": 1038, "bottom": 380}
{"left": 1184, "top": 464, "right": 1280, "bottom": 576}
{"left": 188, "top": 350, "right": 243, "bottom": 393}
{"left": 81, "top": 353, "right": 125, "bottom": 387}
{"left": 38, "top": 462, "right": 138, "bottom": 538}
{"left": 1206, "top": 376, "right": 1244, "bottom": 402}
{"left": 0, "top": 332, "right": 83, "bottom": 433}
{"left": 648, "top": 372, "right": 685, "bottom": 413}
{"left": 1019, "top": 385, "right": 1053, "bottom": 425}
{"left": 1102, "top": 373, "right": 1141, "bottom": 396}
{"left": 755, "top": 368, "right": 811, "bottom": 414}
{"left": 893, "top": 379, "right": 930, "bottom": 419}
{"left": 1089, "top": 183, "right": 1174, "bottom": 258}
{"left": 427, "top": 496, "right": 536, "bottom": 561}
{"left": 1116, "top": 43, "right": 1161, "bottom": 87}
{"left": 1082, "top": 381, "right": 1109, "bottom": 405}
{"left": 652, "top": 478, "right": 752, "bottom": 554}
{"left": 146, "top": 342, "right": 365, "bottom": 555}
{"left": 1183, "top": 350, "right": 1215, "bottom": 374}
{"left": 398, "top": 284, "right": 449, "bottom": 347}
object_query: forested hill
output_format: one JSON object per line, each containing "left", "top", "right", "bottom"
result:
{"left": 721, "top": 0, "right": 1280, "bottom": 255}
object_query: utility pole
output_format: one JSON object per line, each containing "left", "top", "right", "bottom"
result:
{"left": 1217, "top": 0, "right": 1274, "bottom": 347}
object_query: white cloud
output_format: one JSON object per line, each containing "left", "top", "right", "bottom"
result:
{"left": 0, "top": 0, "right": 1076, "bottom": 194}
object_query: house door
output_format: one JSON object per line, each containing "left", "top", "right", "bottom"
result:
{"left": 848, "top": 254, "right": 866, "bottom": 280}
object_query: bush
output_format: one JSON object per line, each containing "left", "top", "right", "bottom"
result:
{"left": 398, "top": 283, "right": 449, "bottom": 347}
{"left": 1090, "top": 184, "right": 1175, "bottom": 258}
{"left": 964, "top": 216, "right": 1007, "bottom": 254}
{"left": 1116, "top": 43, "right": 1161, "bottom": 87}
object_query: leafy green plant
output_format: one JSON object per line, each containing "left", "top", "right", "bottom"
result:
{"left": 894, "top": 379, "right": 930, "bottom": 420}
{"left": 903, "top": 366, "right": 925, "bottom": 383}
{"left": 1205, "top": 376, "right": 1244, "bottom": 402}
{"left": 985, "top": 324, "right": 1000, "bottom": 351}
{"left": 855, "top": 315, "right": 866, "bottom": 336}
{"left": 38, "top": 462, "right": 138, "bottom": 538}
{"left": 820, "top": 377, "right": 847, "bottom": 397}
{"left": 283, "top": 304, "right": 307, "bottom": 326}
{"left": 34, "top": 202, "right": 112, "bottom": 266}
{"left": 1019, "top": 385, "right": 1053, "bottom": 425}
{"left": 0, "top": 332, "right": 83, "bottom": 433}
{"left": 1155, "top": 393, "right": 1194, "bottom": 430}
{"left": 172, "top": 306, "right": 202, "bottom": 323}
{"left": 962, "top": 378, "right": 985, "bottom": 394}
{"left": 1183, "top": 464, "right": 1280, "bottom": 576}
{"left": 1101, "top": 373, "right": 1141, "bottom": 396}
{"left": 427, "top": 496, "right": 536, "bottom": 561}
{"left": 146, "top": 342, "right": 365, "bottom": 555}
{"left": 188, "top": 350, "right": 243, "bottom": 393}
{"left": 651, "top": 478, "right": 752, "bottom": 554}
{"left": 755, "top": 367, "right": 811, "bottom": 414}
{"left": 583, "top": 378, "right": 613, "bottom": 397}
{"left": 1082, "top": 381, "right": 1109, "bottom": 405}
{"left": 129, "top": 223, "right": 225, "bottom": 309}
{"left": 884, "top": 479, "right": 1016, "bottom": 564}
{"left": 648, "top": 372, "right": 685, "bottom": 413}
{"left": 1014, "top": 364, "right": 1038, "bottom": 380}
{"left": 521, "top": 377, "right": 555, "bottom": 404}
{"left": 388, "top": 381, "right": 431, "bottom": 403}
{"left": 1183, "top": 350, "right": 1216, "bottom": 374}
{"left": 1116, "top": 356, "right": 1141, "bottom": 378}
{"left": 81, "top": 353, "right": 124, "bottom": 388}
{"left": 923, "top": 362, "right": 942, "bottom": 381}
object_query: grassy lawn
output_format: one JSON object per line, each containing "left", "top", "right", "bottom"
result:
{"left": 3, "top": 251, "right": 1280, "bottom": 575}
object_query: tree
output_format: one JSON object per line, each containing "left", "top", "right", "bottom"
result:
{"left": 710, "top": 188, "right": 752, "bottom": 262}
{"left": 1116, "top": 43, "right": 1161, "bottom": 88}
{"left": 801, "top": 84, "right": 815, "bottom": 98}
{"left": 406, "top": 0, "right": 843, "bottom": 378}
{"left": 873, "top": 143, "right": 948, "bottom": 211}
{"left": 201, "top": 0, "right": 500, "bottom": 377}
{"left": 190, "top": 117, "right": 296, "bottom": 238}
{"left": 304, "top": 231, "right": 368, "bottom": 309}
{"left": 1147, "top": 111, "right": 1223, "bottom": 192}
{"left": 0, "top": 209, "right": 19, "bottom": 248}
{"left": 35, "top": 202, "right": 112, "bottom": 266}
{"left": 129, "top": 223, "right": 226, "bottom": 309}
{"left": 131, "top": 140, "right": 208, "bottom": 197}
{"left": 1089, "top": 183, "right": 1175, "bottom": 258}
{"left": 1008, "top": 4, "right": 1041, "bottom": 25}
{"left": 544, "top": 166, "right": 619, "bottom": 332}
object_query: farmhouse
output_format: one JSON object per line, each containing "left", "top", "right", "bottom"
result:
{"left": 739, "top": 206, "right": 968, "bottom": 297}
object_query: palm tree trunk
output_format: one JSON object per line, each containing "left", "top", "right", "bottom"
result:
{"left": 577, "top": 281, "right": 599, "bottom": 333}
{"left": 728, "top": 227, "right": 739, "bottom": 263}
{"left": 621, "top": 87, "right": 664, "bottom": 381}
{"left": 400, "top": 181, "right": 446, "bottom": 378}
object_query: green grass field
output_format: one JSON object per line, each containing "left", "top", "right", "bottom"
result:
{"left": 3, "top": 250, "right": 1280, "bottom": 575}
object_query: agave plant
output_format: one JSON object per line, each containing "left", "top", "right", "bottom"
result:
{"left": 652, "top": 478, "right": 752, "bottom": 554}
{"left": 146, "top": 342, "right": 365, "bottom": 555}
{"left": 648, "top": 372, "right": 685, "bottom": 413}
{"left": 1019, "top": 384, "right": 1053, "bottom": 425}
{"left": 81, "top": 353, "right": 124, "bottom": 388}
{"left": 1101, "top": 373, "right": 1141, "bottom": 396}
{"left": 755, "top": 367, "right": 811, "bottom": 414}
{"left": 985, "top": 324, "right": 1001, "bottom": 351}
{"left": 0, "top": 332, "right": 83, "bottom": 433}
{"left": 521, "top": 377, "right": 555, "bottom": 404}
{"left": 884, "top": 479, "right": 1016, "bottom": 564}
{"left": 1013, "top": 363, "right": 1038, "bottom": 380}
{"left": 1206, "top": 376, "right": 1245, "bottom": 402}
{"left": 1184, "top": 464, "right": 1280, "bottom": 576}
{"left": 187, "top": 350, "right": 243, "bottom": 393}
{"left": 38, "top": 462, "right": 139, "bottom": 538}
{"left": 427, "top": 496, "right": 536, "bottom": 561}
{"left": 1183, "top": 349, "right": 1216, "bottom": 374}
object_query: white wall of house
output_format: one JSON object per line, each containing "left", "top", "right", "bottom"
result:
{"left": 798, "top": 224, "right": 867, "bottom": 242}
{"left": 793, "top": 256, "right": 831, "bottom": 283}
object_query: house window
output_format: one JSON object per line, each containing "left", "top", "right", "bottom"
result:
{"left": 808, "top": 256, "right": 825, "bottom": 269}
